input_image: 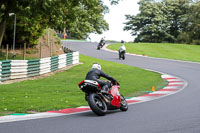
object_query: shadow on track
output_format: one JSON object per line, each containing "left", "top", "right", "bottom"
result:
{"left": 77, "top": 110, "right": 122, "bottom": 117}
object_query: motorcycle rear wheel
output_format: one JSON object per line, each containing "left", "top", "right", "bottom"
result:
{"left": 120, "top": 95, "right": 128, "bottom": 111}
{"left": 88, "top": 93, "right": 107, "bottom": 116}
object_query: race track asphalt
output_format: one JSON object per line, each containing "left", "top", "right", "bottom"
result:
{"left": 0, "top": 41, "right": 200, "bottom": 133}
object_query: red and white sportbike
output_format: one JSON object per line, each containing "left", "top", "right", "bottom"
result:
{"left": 78, "top": 80, "right": 128, "bottom": 116}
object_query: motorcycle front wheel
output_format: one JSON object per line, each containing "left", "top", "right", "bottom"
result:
{"left": 120, "top": 95, "right": 128, "bottom": 111}
{"left": 88, "top": 93, "right": 107, "bottom": 116}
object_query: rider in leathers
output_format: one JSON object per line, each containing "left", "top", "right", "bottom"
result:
{"left": 99, "top": 37, "right": 105, "bottom": 45}
{"left": 85, "top": 63, "right": 117, "bottom": 93}
{"left": 118, "top": 40, "right": 126, "bottom": 58}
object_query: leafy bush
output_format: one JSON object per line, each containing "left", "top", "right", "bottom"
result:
{"left": 192, "top": 40, "right": 200, "bottom": 45}
{"left": 177, "top": 32, "right": 190, "bottom": 44}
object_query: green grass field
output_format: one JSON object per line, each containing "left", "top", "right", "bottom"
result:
{"left": 107, "top": 43, "right": 200, "bottom": 62}
{"left": 0, "top": 55, "right": 166, "bottom": 116}
{"left": 0, "top": 51, "right": 38, "bottom": 60}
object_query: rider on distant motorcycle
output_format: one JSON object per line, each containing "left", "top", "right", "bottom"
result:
{"left": 85, "top": 63, "right": 117, "bottom": 93}
{"left": 118, "top": 40, "right": 126, "bottom": 53}
{"left": 118, "top": 40, "right": 126, "bottom": 59}
{"left": 99, "top": 37, "right": 106, "bottom": 46}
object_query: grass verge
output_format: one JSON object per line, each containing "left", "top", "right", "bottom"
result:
{"left": 0, "top": 51, "right": 38, "bottom": 60}
{"left": 0, "top": 54, "right": 166, "bottom": 116}
{"left": 107, "top": 43, "right": 200, "bottom": 62}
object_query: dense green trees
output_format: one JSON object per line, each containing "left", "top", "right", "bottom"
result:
{"left": 0, "top": 0, "right": 120, "bottom": 47}
{"left": 186, "top": 1, "right": 200, "bottom": 44}
{"left": 124, "top": 0, "right": 200, "bottom": 44}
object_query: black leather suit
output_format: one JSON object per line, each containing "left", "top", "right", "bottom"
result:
{"left": 85, "top": 68, "right": 116, "bottom": 88}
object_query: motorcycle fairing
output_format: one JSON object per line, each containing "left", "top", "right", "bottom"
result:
{"left": 109, "top": 85, "right": 121, "bottom": 108}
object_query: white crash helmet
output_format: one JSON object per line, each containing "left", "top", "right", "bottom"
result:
{"left": 92, "top": 63, "right": 101, "bottom": 70}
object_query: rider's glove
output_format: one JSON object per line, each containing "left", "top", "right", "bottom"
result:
{"left": 112, "top": 79, "right": 117, "bottom": 85}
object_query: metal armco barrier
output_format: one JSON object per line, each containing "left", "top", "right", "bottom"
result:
{"left": 0, "top": 52, "right": 79, "bottom": 84}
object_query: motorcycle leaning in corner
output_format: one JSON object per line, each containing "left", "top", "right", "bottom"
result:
{"left": 97, "top": 39, "right": 106, "bottom": 50}
{"left": 78, "top": 80, "right": 128, "bottom": 116}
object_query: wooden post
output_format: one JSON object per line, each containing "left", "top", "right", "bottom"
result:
{"left": 48, "top": 29, "right": 49, "bottom": 46}
{"left": 52, "top": 38, "right": 54, "bottom": 56}
{"left": 23, "top": 43, "right": 26, "bottom": 60}
{"left": 50, "top": 41, "right": 52, "bottom": 57}
{"left": 63, "top": 28, "right": 66, "bottom": 39}
{"left": 6, "top": 44, "right": 8, "bottom": 60}
{"left": 40, "top": 42, "right": 42, "bottom": 58}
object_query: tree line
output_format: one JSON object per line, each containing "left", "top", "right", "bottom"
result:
{"left": 124, "top": 0, "right": 200, "bottom": 45}
{"left": 0, "top": 0, "right": 120, "bottom": 47}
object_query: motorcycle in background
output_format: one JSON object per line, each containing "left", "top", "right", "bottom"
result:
{"left": 97, "top": 40, "right": 105, "bottom": 50}
{"left": 78, "top": 80, "right": 128, "bottom": 116}
{"left": 119, "top": 50, "right": 125, "bottom": 60}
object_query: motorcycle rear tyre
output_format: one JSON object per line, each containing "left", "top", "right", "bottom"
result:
{"left": 88, "top": 93, "right": 107, "bottom": 116}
